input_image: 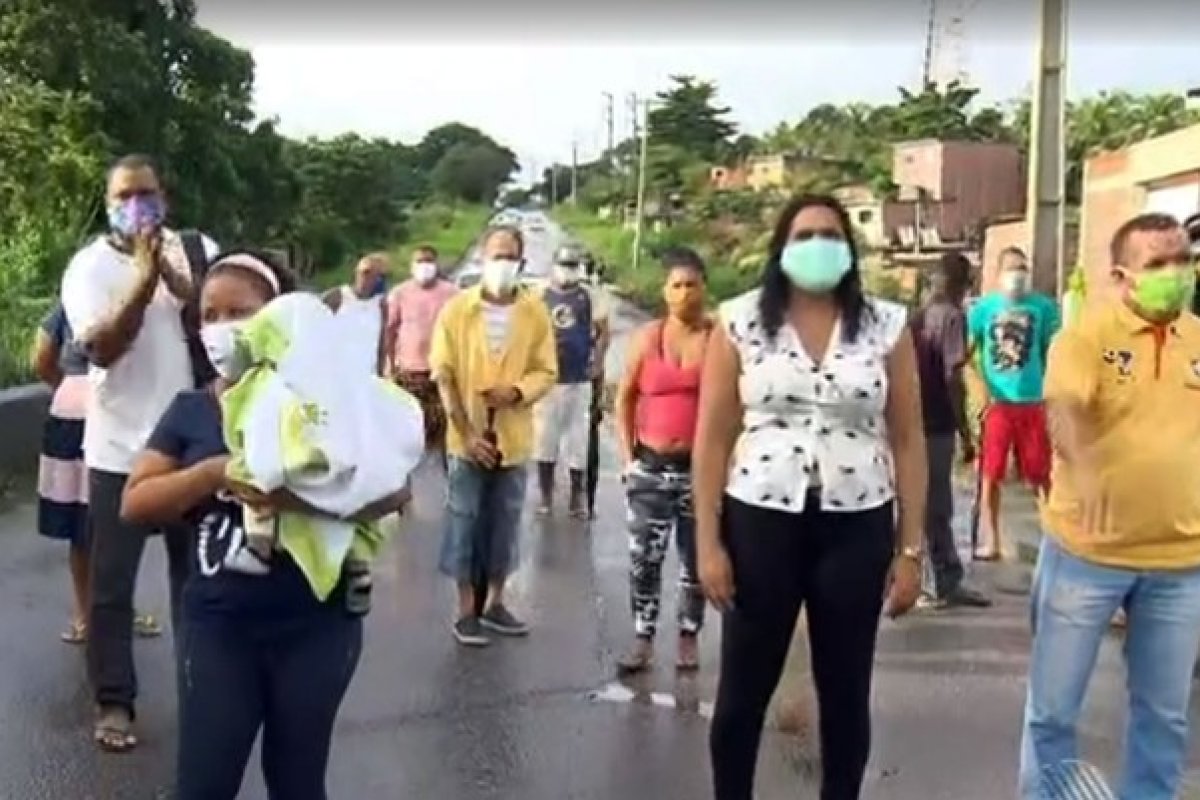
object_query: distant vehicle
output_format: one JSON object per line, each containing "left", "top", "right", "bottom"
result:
{"left": 454, "top": 269, "right": 546, "bottom": 294}
{"left": 455, "top": 269, "right": 482, "bottom": 290}
{"left": 520, "top": 274, "right": 547, "bottom": 293}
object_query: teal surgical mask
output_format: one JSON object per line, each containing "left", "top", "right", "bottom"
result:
{"left": 780, "top": 239, "right": 852, "bottom": 293}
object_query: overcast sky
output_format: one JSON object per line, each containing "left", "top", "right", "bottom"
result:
{"left": 196, "top": 0, "right": 1200, "bottom": 183}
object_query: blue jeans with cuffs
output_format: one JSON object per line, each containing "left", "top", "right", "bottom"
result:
{"left": 1019, "top": 536, "right": 1200, "bottom": 799}
{"left": 439, "top": 457, "right": 527, "bottom": 583}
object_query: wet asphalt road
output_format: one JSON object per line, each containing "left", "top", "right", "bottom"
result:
{"left": 3, "top": 212, "right": 1200, "bottom": 799}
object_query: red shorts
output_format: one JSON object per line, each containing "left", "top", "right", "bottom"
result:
{"left": 980, "top": 402, "right": 1051, "bottom": 487}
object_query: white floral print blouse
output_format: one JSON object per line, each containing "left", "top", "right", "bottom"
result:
{"left": 720, "top": 288, "right": 907, "bottom": 514}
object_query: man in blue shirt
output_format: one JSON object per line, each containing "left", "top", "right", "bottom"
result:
{"left": 534, "top": 244, "right": 610, "bottom": 518}
{"left": 967, "top": 246, "right": 1060, "bottom": 561}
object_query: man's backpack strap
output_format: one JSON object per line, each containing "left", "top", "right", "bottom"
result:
{"left": 178, "top": 230, "right": 217, "bottom": 388}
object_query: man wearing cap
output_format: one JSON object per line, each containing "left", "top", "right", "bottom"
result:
{"left": 533, "top": 244, "right": 611, "bottom": 518}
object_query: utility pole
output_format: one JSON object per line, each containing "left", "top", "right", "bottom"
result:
{"left": 631, "top": 99, "right": 652, "bottom": 273}
{"left": 570, "top": 140, "right": 579, "bottom": 205}
{"left": 624, "top": 92, "right": 640, "bottom": 223}
{"left": 920, "top": 0, "right": 936, "bottom": 87}
{"left": 602, "top": 92, "right": 615, "bottom": 166}
{"left": 1027, "top": 0, "right": 1067, "bottom": 298}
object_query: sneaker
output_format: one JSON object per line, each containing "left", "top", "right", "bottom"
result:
{"left": 944, "top": 585, "right": 993, "bottom": 608}
{"left": 480, "top": 604, "right": 529, "bottom": 636}
{"left": 915, "top": 593, "right": 947, "bottom": 612}
{"left": 453, "top": 616, "right": 490, "bottom": 647}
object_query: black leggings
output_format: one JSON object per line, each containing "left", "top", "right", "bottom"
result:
{"left": 710, "top": 494, "right": 894, "bottom": 800}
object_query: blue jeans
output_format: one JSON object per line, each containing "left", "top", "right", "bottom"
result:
{"left": 1019, "top": 536, "right": 1200, "bottom": 799}
{"left": 176, "top": 561, "right": 363, "bottom": 800}
{"left": 439, "top": 457, "right": 527, "bottom": 583}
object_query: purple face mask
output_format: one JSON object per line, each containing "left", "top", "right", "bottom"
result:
{"left": 107, "top": 194, "right": 165, "bottom": 238}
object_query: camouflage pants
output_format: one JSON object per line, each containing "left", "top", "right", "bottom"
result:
{"left": 626, "top": 454, "right": 705, "bottom": 638}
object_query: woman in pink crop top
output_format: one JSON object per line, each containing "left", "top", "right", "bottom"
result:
{"left": 613, "top": 247, "right": 712, "bottom": 675}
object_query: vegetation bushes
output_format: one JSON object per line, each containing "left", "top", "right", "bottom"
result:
{"left": 0, "top": 2, "right": 521, "bottom": 386}
{"left": 544, "top": 74, "right": 1199, "bottom": 313}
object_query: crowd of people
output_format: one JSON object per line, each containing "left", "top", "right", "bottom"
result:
{"left": 25, "top": 149, "right": 1200, "bottom": 799}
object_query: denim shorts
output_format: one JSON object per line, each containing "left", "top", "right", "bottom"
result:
{"left": 439, "top": 457, "right": 527, "bottom": 582}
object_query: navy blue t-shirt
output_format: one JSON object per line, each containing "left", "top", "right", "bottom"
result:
{"left": 542, "top": 285, "right": 593, "bottom": 384}
{"left": 146, "top": 390, "right": 333, "bottom": 616}
{"left": 41, "top": 302, "right": 89, "bottom": 376}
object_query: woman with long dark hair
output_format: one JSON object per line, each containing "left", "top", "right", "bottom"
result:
{"left": 121, "top": 250, "right": 406, "bottom": 799}
{"left": 694, "top": 194, "right": 927, "bottom": 799}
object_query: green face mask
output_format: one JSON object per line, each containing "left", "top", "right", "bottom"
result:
{"left": 1128, "top": 266, "right": 1195, "bottom": 320}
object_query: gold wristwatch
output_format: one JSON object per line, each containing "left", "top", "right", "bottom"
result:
{"left": 896, "top": 545, "right": 924, "bottom": 563}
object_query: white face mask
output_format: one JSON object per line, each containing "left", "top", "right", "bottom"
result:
{"left": 481, "top": 258, "right": 520, "bottom": 296}
{"left": 411, "top": 260, "right": 438, "bottom": 284}
{"left": 1000, "top": 270, "right": 1030, "bottom": 296}
{"left": 201, "top": 320, "right": 247, "bottom": 380}
{"left": 553, "top": 265, "right": 582, "bottom": 285}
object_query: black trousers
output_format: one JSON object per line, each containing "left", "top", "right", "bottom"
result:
{"left": 586, "top": 376, "right": 602, "bottom": 513}
{"left": 176, "top": 566, "right": 363, "bottom": 800}
{"left": 710, "top": 494, "right": 894, "bottom": 800}
{"left": 86, "top": 469, "right": 190, "bottom": 715}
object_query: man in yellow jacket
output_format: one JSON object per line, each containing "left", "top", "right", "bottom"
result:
{"left": 430, "top": 225, "right": 557, "bottom": 646}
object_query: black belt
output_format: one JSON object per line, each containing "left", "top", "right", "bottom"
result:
{"left": 634, "top": 443, "right": 691, "bottom": 470}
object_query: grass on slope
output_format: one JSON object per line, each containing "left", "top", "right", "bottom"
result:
{"left": 312, "top": 203, "right": 491, "bottom": 289}
{"left": 553, "top": 206, "right": 757, "bottom": 311}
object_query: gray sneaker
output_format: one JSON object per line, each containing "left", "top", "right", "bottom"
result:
{"left": 453, "top": 616, "right": 490, "bottom": 647}
{"left": 480, "top": 604, "right": 529, "bottom": 636}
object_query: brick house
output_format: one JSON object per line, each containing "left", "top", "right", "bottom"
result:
{"left": 1079, "top": 123, "right": 1200, "bottom": 305}
{"left": 891, "top": 139, "right": 1026, "bottom": 245}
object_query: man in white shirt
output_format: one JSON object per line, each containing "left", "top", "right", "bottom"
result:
{"left": 322, "top": 252, "right": 390, "bottom": 376}
{"left": 60, "top": 154, "right": 217, "bottom": 753}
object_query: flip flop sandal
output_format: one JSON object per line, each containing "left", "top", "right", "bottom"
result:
{"left": 615, "top": 647, "right": 655, "bottom": 677}
{"left": 133, "top": 614, "right": 162, "bottom": 638}
{"left": 60, "top": 620, "right": 88, "bottom": 645}
{"left": 94, "top": 710, "right": 137, "bottom": 754}
{"left": 676, "top": 638, "right": 700, "bottom": 672}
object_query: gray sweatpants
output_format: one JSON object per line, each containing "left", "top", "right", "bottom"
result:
{"left": 925, "top": 433, "right": 965, "bottom": 598}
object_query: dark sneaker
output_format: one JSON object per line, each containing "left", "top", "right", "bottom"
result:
{"left": 453, "top": 616, "right": 490, "bottom": 647}
{"left": 480, "top": 604, "right": 529, "bottom": 636}
{"left": 944, "top": 585, "right": 993, "bottom": 608}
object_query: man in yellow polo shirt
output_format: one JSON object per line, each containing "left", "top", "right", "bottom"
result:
{"left": 430, "top": 225, "right": 557, "bottom": 647}
{"left": 1019, "top": 212, "right": 1200, "bottom": 799}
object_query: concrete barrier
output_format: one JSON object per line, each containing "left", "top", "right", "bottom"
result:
{"left": 0, "top": 383, "right": 50, "bottom": 476}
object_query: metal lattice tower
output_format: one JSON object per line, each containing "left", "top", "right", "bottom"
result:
{"left": 922, "top": 0, "right": 974, "bottom": 89}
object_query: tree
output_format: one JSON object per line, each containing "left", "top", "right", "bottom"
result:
{"left": 1006, "top": 91, "right": 1200, "bottom": 203}
{"left": 417, "top": 123, "right": 517, "bottom": 174}
{"left": 648, "top": 75, "right": 738, "bottom": 163}
{"left": 431, "top": 143, "right": 516, "bottom": 205}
